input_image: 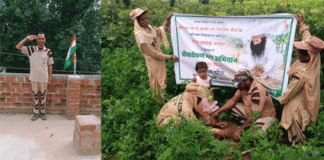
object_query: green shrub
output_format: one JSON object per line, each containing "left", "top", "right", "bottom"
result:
{"left": 101, "top": 0, "right": 324, "bottom": 159}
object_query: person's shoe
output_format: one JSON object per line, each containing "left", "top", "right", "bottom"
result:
{"left": 31, "top": 114, "right": 39, "bottom": 121}
{"left": 39, "top": 113, "right": 47, "bottom": 120}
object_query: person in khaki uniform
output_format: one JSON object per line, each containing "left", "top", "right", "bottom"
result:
{"left": 279, "top": 13, "right": 324, "bottom": 146}
{"left": 129, "top": 8, "right": 179, "bottom": 98}
{"left": 16, "top": 33, "right": 54, "bottom": 121}
{"left": 210, "top": 69, "right": 276, "bottom": 141}
{"left": 157, "top": 82, "right": 229, "bottom": 137}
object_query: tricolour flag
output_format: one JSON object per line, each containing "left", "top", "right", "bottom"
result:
{"left": 64, "top": 35, "right": 76, "bottom": 69}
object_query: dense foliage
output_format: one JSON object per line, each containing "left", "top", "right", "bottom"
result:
{"left": 102, "top": 0, "right": 324, "bottom": 159}
{"left": 0, "top": 0, "right": 101, "bottom": 74}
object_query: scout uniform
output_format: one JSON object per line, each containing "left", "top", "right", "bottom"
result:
{"left": 21, "top": 45, "right": 54, "bottom": 114}
{"left": 231, "top": 69, "right": 276, "bottom": 132}
{"left": 130, "top": 8, "right": 173, "bottom": 96}
{"left": 279, "top": 24, "right": 324, "bottom": 145}
{"left": 157, "top": 82, "right": 222, "bottom": 135}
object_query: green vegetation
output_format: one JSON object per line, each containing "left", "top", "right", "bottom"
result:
{"left": 0, "top": 0, "right": 101, "bottom": 74}
{"left": 101, "top": 0, "right": 324, "bottom": 159}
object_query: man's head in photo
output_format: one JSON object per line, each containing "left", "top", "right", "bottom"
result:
{"left": 250, "top": 35, "right": 267, "bottom": 58}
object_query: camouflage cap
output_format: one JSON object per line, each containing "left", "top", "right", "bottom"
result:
{"left": 232, "top": 69, "right": 251, "bottom": 86}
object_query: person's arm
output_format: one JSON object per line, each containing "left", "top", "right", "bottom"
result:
{"left": 192, "top": 76, "right": 197, "bottom": 83}
{"left": 295, "top": 13, "right": 311, "bottom": 39}
{"left": 262, "top": 40, "right": 278, "bottom": 76}
{"left": 209, "top": 80, "right": 214, "bottom": 101}
{"left": 232, "top": 118, "right": 252, "bottom": 141}
{"left": 48, "top": 64, "right": 52, "bottom": 86}
{"left": 299, "top": 23, "right": 311, "bottom": 39}
{"left": 244, "top": 44, "right": 255, "bottom": 70}
{"left": 162, "top": 12, "right": 174, "bottom": 32}
{"left": 16, "top": 35, "right": 37, "bottom": 50}
{"left": 47, "top": 50, "right": 54, "bottom": 87}
{"left": 279, "top": 73, "right": 304, "bottom": 105}
{"left": 140, "top": 43, "right": 171, "bottom": 60}
{"left": 210, "top": 90, "right": 241, "bottom": 118}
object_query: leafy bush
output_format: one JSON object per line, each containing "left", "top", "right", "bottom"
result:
{"left": 102, "top": 0, "right": 324, "bottom": 159}
{"left": 199, "top": 0, "right": 209, "bottom": 5}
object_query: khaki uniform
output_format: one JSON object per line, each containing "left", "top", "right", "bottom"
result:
{"left": 231, "top": 80, "right": 276, "bottom": 132}
{"left": 157, "top": 82, "right": 221, "bottom": 134}
{"left": 279, "top": 24, "right": 320, "bottom": 145}
{"left": 21, "top": 46, "right": 54, "bottom": 114}
{"left": 138, "top": 25, "right": 171, "bottom": 94}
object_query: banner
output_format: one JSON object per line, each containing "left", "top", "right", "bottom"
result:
{"left": 171, "top": 13, "right": 297, "bottom": 98}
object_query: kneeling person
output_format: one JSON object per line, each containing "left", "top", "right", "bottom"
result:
{"left": 157, "top": 82, "right": 228, "bottom": 136}
{"left": 211, "top": 69, "right": 276, "bottom": 141}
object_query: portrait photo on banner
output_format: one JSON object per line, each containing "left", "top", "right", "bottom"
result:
{"left": 171, "top": 13, "right": 297, "bottom": 98}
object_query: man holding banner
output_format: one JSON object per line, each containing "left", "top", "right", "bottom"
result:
{"left": 129, "top": 8, "right": 179, "bottom": 98}
{"left": 16, "top": 33, "right": 54, "bottom": 121}
{"left": 279, "top": 13, "right": 324, "bottom": 146}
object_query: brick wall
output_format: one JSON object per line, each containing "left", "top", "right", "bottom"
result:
{"left": 0, "top": 73, "right": 101, "bottom": 117}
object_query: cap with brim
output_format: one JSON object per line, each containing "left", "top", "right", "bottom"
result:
{"left": 232, "top": 69, "right": 251, "bottom": 86}
{"left": 129, "top": 8, "right": 149, "bottom": 21}
{"left": 232, "top": 76, "right": 247, "bottom": 86}
{"left": 293, "top": 36, "right": 324, "bottom": 53}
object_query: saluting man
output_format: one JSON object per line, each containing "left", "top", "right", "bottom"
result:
{"left": 16, "top": 33, "right": 54, "bottom": 121}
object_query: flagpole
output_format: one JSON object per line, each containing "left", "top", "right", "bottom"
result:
{"left": 74, "top": 56, "right": 76, "bottom": 75}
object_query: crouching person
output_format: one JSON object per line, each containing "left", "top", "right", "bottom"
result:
{"left": 156, "top": 82, "right": 229, "bottom": 136}
{"left": 210, "top": 69, "right": 276, "bottom": 141}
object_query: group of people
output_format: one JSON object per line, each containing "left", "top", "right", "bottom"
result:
{"left": 130, "top": 8, "right": 324, "bottom": 145}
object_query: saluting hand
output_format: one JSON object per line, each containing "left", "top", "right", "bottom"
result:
{"left": 26, "top": 35, "right": 37, "bottom": 41}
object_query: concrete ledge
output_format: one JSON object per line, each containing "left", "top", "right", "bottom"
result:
{"left": 73, "top": 115, "right": 101, "bottom": 155}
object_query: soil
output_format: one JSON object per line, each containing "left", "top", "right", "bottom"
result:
{"left": 213, "top": 121, "right": 253, "bottom": 160}
{"left": 213, "top": 121, "right": 240, "bottom": 141}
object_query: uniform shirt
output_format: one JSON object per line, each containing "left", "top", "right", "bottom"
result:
{"left": 21, "top": 46, "right": 54, "bottom": 83}
{"left": 139, "top": 25, "right": 171, "bottom": 89}
{"left": 279, "top": 66, "right": 310, "bottom": 130}
{"left": 233, "top": 80, "right": 276, "bottom": 119}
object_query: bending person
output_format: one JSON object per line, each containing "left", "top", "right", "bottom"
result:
{"left": 157, "top": 82, "right": 228, "bottom": 137}
{"left": 129, "top": 8, "right": 179, "bottom": 98}
{"left": 210, "top": 69, "right": 276, "bottom": 141}
{"left": 279, "top": 13, "right": 324, "bottom": 146}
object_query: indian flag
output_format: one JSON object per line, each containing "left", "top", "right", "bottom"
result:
{"left": 64, "top": 35, "right": 76, "bottom": 69}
